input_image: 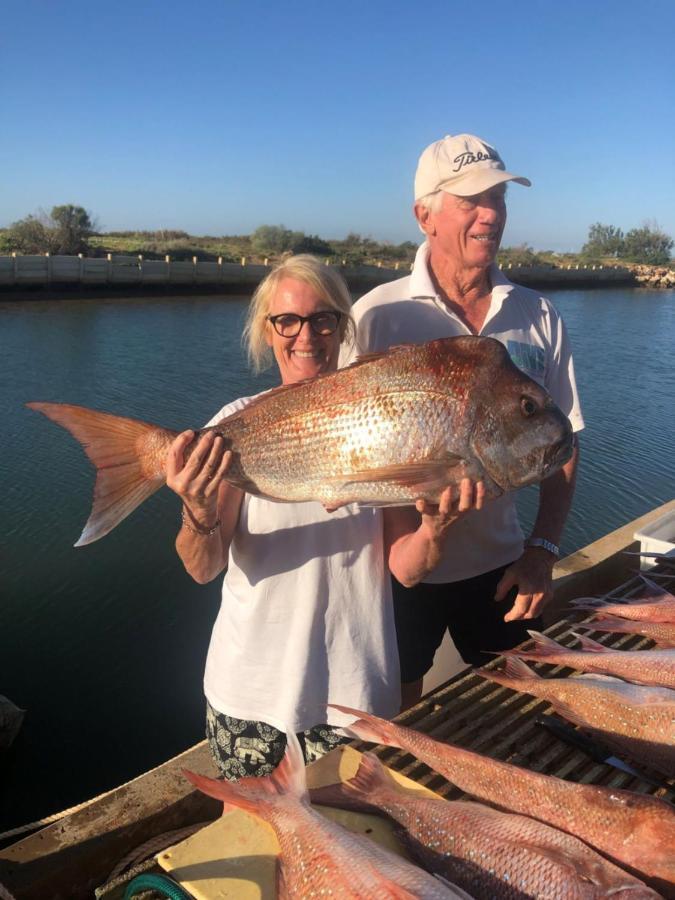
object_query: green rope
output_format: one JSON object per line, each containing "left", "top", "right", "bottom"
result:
{"left": 123, "top": 872, "right": 192, "bottom": 899}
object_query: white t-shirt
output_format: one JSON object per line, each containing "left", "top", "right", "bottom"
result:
{"left": 202, "top": 395, "right": 400, "bottom": 733}
{"left": 342, "top": 242, "right": 585, "bottom": 584}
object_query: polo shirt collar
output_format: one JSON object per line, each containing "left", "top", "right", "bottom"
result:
{"left": 410, "top": 240, "right": 515, "bottom": 306}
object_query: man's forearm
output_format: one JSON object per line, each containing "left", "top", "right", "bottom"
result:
{"left": 529, "top": 439, "right": 579, "bottom": 548}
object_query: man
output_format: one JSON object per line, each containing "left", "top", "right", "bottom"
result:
{"left": 347, "top": 133, "right": 584, "bottom": 708}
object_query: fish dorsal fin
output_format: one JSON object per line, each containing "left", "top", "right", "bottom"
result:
{"left": 571, "top": 632, "right": 610, "bottom": 652}
{"left": 525, "top": 630, "right": 566, "bottom": 654}
{"left": 337, "top": 456, "right": 465, "bottom": 493}
{"left": 502, "top": 657, "right": 539, "bottom": 680}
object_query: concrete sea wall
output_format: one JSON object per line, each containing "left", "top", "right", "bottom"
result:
{"left": 0, "top": 253, "right": 648, "bottom": 299}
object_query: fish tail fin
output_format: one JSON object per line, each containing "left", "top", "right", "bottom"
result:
{"left": 183, "top": 731, "right": 308, "bottom": 817}
{"left": 501, "top": 630, "right": 563, "bottom": 659}
{"left": 328, "top": 704, "right": 405, "bottom": 749}
{"left": 348, "top": 751, "right": 394, "bottom": 797}
{"left": 570, "top": 632, "right": 610, "bottom": 652}
{"left": 478, "top": 657, "right": 539, "bottom": 685}
{"left": 27, "top": 401, "right": 177, "bottom": 545}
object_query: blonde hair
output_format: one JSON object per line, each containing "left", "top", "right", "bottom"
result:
{"left": 243, "top": 254, "right": 355, "bottom": 372}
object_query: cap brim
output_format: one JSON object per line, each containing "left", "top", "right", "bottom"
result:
{"left": 439, "top": 170, "right": 531, "bottom": 197}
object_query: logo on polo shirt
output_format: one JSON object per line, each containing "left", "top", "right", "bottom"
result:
{"left": 507, "top": 340, "right": 545, "bottom": 378}
{"left": 453, "top": 148, "right": 501, "bottom": 173}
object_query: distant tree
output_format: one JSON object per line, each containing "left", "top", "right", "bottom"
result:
{"left": 289, "top": 233, "right": 332, "bottom": 255}
{"left": 251, "top": 224, "right": 296, "bottom": 255}
{"left": 1, "top": 215, "right": 52, "bottom": 254}
{"left": 2, "top": 204, "right": 96, "bottom": 255}
{"left": 498, "top": 243, "right": 540, "bottom": 266}
{"left": 50, "top": 204, "right": 95, "bottom": 254}
{"left": 582, "top": 223, "right": 625, "bottom": 259}
{"left": 619, "top": 222, "right": 673, "bottom": 266}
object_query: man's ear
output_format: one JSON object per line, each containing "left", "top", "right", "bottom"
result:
{"left": 414, "top": 203, "right": 435, "bottom": 236}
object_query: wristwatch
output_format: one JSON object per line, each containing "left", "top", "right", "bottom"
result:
{"left": 525, "top": 537, "right": 560, "bottom": 558}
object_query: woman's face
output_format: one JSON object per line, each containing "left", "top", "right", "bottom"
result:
{"left": 265, "top": 277, "right": 342, "bottom": 385}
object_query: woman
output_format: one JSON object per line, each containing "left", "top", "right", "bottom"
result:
{"left": 166, "top": 255, "right": 481, "bottom": 780}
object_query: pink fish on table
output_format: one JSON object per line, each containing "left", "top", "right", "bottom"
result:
{"left": 479, "top": 658, "right": 675, "bottom": 779}
{"left": 570, "top": 578, "right": 675, "bottom": 624}
{"left": 183, "top": 731, "right": 471, "bottom": 899}
{"left": 329, "top": 704, "right": 675, "bottom": 888}
{"left": 582, "top": 616, "right": 675, "bottom": 648}
{"left": 310, "top": 751, "right": 658, "bottom": 898}
{"left": 500, "top": 630, "right": 675, "bottom": 690}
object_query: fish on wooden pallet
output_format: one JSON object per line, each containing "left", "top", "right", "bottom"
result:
{"left": 26, "top": 336, "right": 572, "bottom": 545}
{"left": 500, "top": 630, "right": 675, "bottom": 690}
{"left": 570, "top": 578, "right": 675, "bottom": 624}
{"left": 310, "top": 751, "right": 659, "bottom": 898}
{"left": 328, "top": 704, "right": 675, "bottom": 888}
{"left": 479, "top": 659, "right": 675, "bottom": 779}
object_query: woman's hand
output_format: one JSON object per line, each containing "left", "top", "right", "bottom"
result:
{"left": 415, "top": 478, "right": 485, "bottom": 541}
{"left": 166, "top": 430, "right": 233, "bottom": 526}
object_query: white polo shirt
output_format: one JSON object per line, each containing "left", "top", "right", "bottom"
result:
{"left": 342, "top": 242, "right": 585, "bottom": 583}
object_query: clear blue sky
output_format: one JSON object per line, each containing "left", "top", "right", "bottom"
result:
{"left": 2, "top": 0, "right": 674, "bottom": 252}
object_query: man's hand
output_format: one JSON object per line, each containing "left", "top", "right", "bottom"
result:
{"left": 494, "top": 547, "right": 556, "bottom": 621}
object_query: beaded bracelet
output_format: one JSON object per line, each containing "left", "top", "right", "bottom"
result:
{"left": 181, "top": 506, "right": 221, "bottom": 536}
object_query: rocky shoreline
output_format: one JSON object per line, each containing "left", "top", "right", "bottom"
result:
{"left": 626, "top": 264, "right": 675, "bottom": 289}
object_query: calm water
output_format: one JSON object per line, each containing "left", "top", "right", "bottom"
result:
{"left": 1, "top": 287, "right": 674, "bottom": 830}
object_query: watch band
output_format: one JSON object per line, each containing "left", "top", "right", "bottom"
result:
{"left": 525, "top": 537, "right": 560, "bottom": 558}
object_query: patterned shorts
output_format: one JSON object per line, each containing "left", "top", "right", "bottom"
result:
{"left": 205, "top": 701, "right": 351, "bottom": 781}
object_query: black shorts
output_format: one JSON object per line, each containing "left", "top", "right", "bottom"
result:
{"left": 392, "top": 563, "right": 542, "bottom": 679}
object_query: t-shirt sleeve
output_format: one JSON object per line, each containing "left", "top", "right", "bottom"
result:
{"left": 205, "top": 395, "right": 254, "bottom": 428}
{"left": 546, "top": 309, "right": 585, "bottom": 433}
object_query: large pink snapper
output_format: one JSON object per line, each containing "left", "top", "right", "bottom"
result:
{"left": 329, "top": 705, "right": 675, "bottom": 888}
{"left": 501, "top": 631, "right": 675, "bottom": 690}
{"left": 479, "top": 659, "right": 675, "bottom": 778}
{"left": 570, "top": 579, "right": 675, "bottom": 625}
{"left": 310, "top": 751, "right": 658, "bottom": 898}
{"left": 183, "top": 732, "right": 472, "bottom": 899}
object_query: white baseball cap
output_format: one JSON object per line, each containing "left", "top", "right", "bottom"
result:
{"left": 414, "top": 133, "right": 531, "bottom": 200}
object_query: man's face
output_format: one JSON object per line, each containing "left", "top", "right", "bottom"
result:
{"left": 419, "top": 185, "right": 507, "bottom": 271}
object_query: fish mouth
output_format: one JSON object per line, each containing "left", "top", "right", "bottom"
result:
{"left": 541, "top": 430, "right": 574, "bottom": 476}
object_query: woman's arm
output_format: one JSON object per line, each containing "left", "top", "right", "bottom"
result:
{"left": 384, "top": 479, "right": 484, "bottom": 587}
{"left": 166, "top": 430, "right": 245, "bottom": 584}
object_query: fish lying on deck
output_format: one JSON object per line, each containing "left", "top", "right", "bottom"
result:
{"left": 570, "top": 578, "right": 675, "bottom": 624}
{"left": 580, "top": 616, "right": 675, "bottom": 649}
{"left": 329, "top": 704, "right": 675, "bottom": 887}
{"left": 500, "top": 630, "right": 675, "bottom": 690}
{"left": 183, "top": 732, "right": 472, "bottom": 899}
{"left": 26, "top": 335, "right": 573, "bottom": 545}
{"left": 310, "top": 751, "right": 658, "bottom": 898}
{"left": 479, "top": 658, "right": 675, "bottom": 778}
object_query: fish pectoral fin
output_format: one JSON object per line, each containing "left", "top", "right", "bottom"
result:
{"left": 340, "top": 456, "right": 466, "bottom": 494}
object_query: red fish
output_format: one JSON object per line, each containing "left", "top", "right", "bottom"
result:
{"left": 479, "top": 658, "right": 675, "bottom": 778}
{"left": 329, "top": 704, "right": 675, "bottom": 887}
{"left": 183, "top": 731, "right": 470, "bottom": 899}
{"left": 570, "top": 578, "right": 675, "bottom": 624}
{"left": 582, "top": 616, "right": 675, "bottom": 649}
{"left": 500, "top": 630, "right": 675, "bottom": 689}
{"left": 310, "top": 751, "right": 658, "bottom": 898}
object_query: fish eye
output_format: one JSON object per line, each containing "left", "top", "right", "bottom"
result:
{"left": 520, "top": 396, "right": 537, "bottom": 417}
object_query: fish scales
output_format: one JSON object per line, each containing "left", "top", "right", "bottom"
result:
{"left": 329, "top": 705, "right": 675, "bottom": 887}
{"left": 311, "top": 753, "right": 655, "bottom": 899}
{"left": 504, "top": 632, "right": 675, "bottom": 690}
{"left": 480, "top": 660, "right": 675, "bottom": 778}
{"left": 27, "top": 335, "right": 573, "bottom": 544}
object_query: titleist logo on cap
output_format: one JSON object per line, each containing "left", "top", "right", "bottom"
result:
{"left": 452, "top": 148, "right": 501, "bottom": 173}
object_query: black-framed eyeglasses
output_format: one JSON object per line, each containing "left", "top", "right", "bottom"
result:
{"left": 266, "top": 311, "right": 342, "bottom": 337}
